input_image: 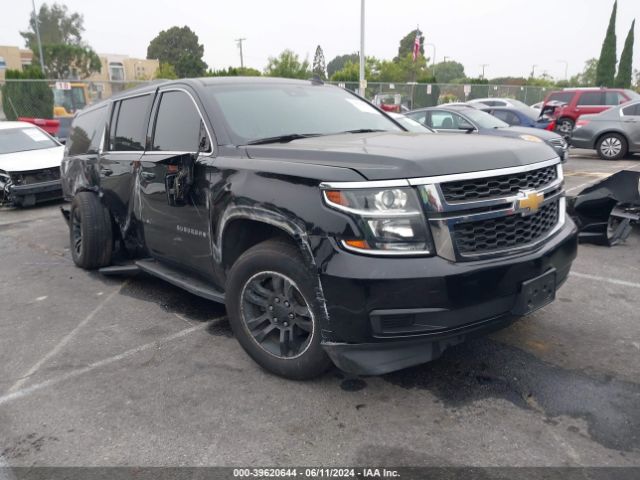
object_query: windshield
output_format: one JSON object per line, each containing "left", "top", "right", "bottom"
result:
{"left": 461, "top": 108, "right": 510, "bottom": 129}
{"left": 0, "top": 127, "right": 59, "bottom": 154}
{"left": 207, "top": 84, "right": 401, "bottom": 145}
{"left": 53, "top": 86, "right": 87, "bottom": 113}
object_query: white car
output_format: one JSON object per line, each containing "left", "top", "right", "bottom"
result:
{"left": 0, "top": 121, "right": 65, "bottom": 207}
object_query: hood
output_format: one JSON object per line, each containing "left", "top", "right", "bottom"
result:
{"left": 245, "top": 132, "right": 557, "bottom": 181}
{"left": 0, "top": 146, "right": 65, "bottom": 173}
{"left": 492, "top": 126, "right": 562, "bottom": 141}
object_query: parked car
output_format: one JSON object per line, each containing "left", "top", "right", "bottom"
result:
{"left": 476, "top": 105, "right": 555, "bottom": 131}
{"left": 468, "top": 97, "right": 535, "bottom": 111}
{"left": 530, "top": 102, "right": 544, "bottom": 112}
{"left": 406, "top": 105, "right": 569, "bottom": 161}
{"left": 61, "top": 77, "right": 577, "bottom": 379}
{"left": 542, "top": 88, "right": 640, "bottom": 135}
{"left": 388, "top": 112, "right": 434, "bottom": 133}
{"left": 570, "top": 100, "right": 640, "bottom": 160}
{"left": 0, "top": 121, "right": 65, "bottom": 207}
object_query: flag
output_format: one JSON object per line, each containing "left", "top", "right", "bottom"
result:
{"left": 412, "top": 30, "right": 421, "bottom": 62}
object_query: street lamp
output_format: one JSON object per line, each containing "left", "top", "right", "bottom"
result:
{"left": 424, "top": 43, "right": 436, "bottom": 68}
{"left": 480, "top": 64, "right": 489, "bottom": 79}
{"left": 359, "top": 0, "right": 365, "bottom": 96}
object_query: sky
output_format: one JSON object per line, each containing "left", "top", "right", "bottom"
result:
{"left": 1, "top": 0, "right": 639, "bottom": 80}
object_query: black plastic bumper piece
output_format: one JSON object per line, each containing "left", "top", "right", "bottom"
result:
{"left": 323, "top": 315, "right": 516, "bottom": 375}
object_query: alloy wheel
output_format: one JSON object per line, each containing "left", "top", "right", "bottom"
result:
{"left": 71, "top": 208, "right": 83, "bottom": 256}
{"left": 240, "top": 271, "right": 314, "bottom": 359}
{"left": 558, "top": 120, "right": 573, "bottom": 134}
{"left": 601, "top": 137, "right": 622, "bottom": 158}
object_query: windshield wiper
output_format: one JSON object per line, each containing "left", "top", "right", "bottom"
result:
{"left": 339, "top": 128, "right": 387, "bottom": 134}
{"left": 246, "top": 133, "right": 323, "bottom": 145}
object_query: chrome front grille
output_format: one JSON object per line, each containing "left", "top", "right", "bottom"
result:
{"left": 440, "top": 165, "right": 557, "bottom": 202}
{"left": 454, "top": 200, "right": 559, "bottom": 254}
{"left": 411, "top": 158, "right": 565, "bottom": 261}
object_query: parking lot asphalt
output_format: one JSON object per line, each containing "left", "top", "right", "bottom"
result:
{"left": 0, "top": 150, "right": 639, "bottom": 467}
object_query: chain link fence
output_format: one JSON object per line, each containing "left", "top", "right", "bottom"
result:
{"left": 0, "top": 78, "right": 551, "bottom": 129}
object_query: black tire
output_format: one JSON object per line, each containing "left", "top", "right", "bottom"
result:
{"left": 556, "top": 118, "right": 574, "bottom": 135}
{"left": 69, "top": 192, "right": 113, "bottom": 269}
{"left": 596, "top": 133, "right": 628, "bottom": 160}
{"left": 226, "top": 239, "right": 331, "bottom": 380}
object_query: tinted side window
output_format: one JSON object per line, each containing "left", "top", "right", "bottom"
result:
{"left": 111, "top": 95, "right": 151, "bottom": 151}
{"left": 67, "top": 106, "right": 108, "bottom": 156}
{"left": 577, "top": 92, "right": 604, "bottom": 106}
{"left": 429, "top": 111, "right": 456, "bottom": 129}
{"left": 622, "top": 103, "right": 640, "bottom": 116}
{"left": 492, "top": 110, "right": 511, "bottom": 123}
{"left": 548, "top": 92, "right": 574, "bottom": 103}
{"left": 406, "top": 112, "right": 426, "bottom": 125}
{"left": 152, "top": 91, "right": 208, "bottom": 152}
{"left": 604, "top": 92, "right": 625, "bottom": 105}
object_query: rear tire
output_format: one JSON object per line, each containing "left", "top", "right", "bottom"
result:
{"left": 70, "top": 192, "right": 113, "bottom": 269}
{"left": 556, "top": 118, "right": 574, "bottom": 135}
{"left": 226, "top": 239, "right": 331, "bottom": 380}
{"left": 596, "top": 133, "right": 627, "bottom": 160}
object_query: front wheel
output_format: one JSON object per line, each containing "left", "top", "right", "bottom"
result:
{"left": 556, "top": 118, "right": 574, "bottom": 135}
{"left": 69, "top": 192, "right": 113, "bottom": 269}
{"left": 226, "top": 240, "right": 331, "bottom": 380}
{"left": 597, "top": 133, "right": 627, "bottom": 160}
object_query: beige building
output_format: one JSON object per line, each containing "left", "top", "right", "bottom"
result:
{"left": 87, "top": 54, "right": 159, "bottom": 98}
{"left": 0, "top": 46, "right": 33, "bottom": 79}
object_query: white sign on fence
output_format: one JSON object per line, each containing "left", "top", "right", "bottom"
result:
{"left": 426, "top": 85, "right": 432, "bottom": 94}
{"left": 55, "top": 82, "right": 72, "bottom": 90}
{"left": 463, "top": 84, "right": 471, "bottom": 95}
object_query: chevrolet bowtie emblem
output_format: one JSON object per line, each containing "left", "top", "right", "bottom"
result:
{"left": 516, "top": 190, "right": 543, "bottom": 216}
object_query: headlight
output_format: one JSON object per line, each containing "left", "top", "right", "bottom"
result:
{"left": 519, "top": 134, "right": 543, "bottom": 143}
{"left": 323, "top": 187, "right": 434, "bottom": 255}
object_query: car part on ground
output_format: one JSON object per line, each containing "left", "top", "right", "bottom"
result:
{"left": 60, "top": 77, "right": 578, "bottom": 378}
{"left": 567, "top": 170, "right": 640, "bottom": 246}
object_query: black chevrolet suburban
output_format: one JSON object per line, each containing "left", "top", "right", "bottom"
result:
{"left": 61, "top": 77, "right": 578, "bottom": 379}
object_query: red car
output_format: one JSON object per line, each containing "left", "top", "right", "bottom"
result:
{"left": 542, "top": 88, "right": 639, "bottom": 135}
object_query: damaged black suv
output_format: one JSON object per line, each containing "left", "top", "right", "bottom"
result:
{"left": 61, "top": 77, "right": 578, "bottom": 379}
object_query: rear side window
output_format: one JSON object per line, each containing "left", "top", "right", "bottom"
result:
{"left": 622, "top": 103, "right": 640, "bottom": 116}
{"left": 548, "top": 92, "right": 574, "bottom": 104}
{"left": 67, "top": 106, "right": 108, "bottom": 156}
{"left": 577, "top": 92, "right": 604, "bottom": 106}
{"left": 605, "top": 91, "right": 625, "bottom": 105}
{"left": 152, "top": 90, "right": 209, "bottom": 152}
{"left": 110, "top": 95, "right": 152, "bottom": 151}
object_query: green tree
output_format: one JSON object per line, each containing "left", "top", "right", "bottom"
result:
{"left": 434, "top": 60, "right": 465, "bottom": 83}
{"left": 264, "top": 50, "right": 310, "bottom": 79}
{"left": 1, "top": 67, "right": 54, "bottom": 120}
{"left": 34, "top": 44, "right": 101, "bottom": 79}
{"left": 615, "top": 20, "right": 635, "bottom": 88}
{"left": 20, "top": 3, "right": 84, "bottom": 50}
{"left": 596, "top": 0, "right": 618, "bottom": 86}
{"left": 312, "top": 45, "right": 327, "bottom": 79}
{"left": 327, "top": 53, "right": 359, "bottom": 78}
{"left": 206, "top": 66, "right": 261, "bottom": 77}
{"left": 147, "top": 26, "right": 208, "bottom": 78}
{"left": 330, "top": 57, "right": 377, "bottom": 82}
{"left": 395, "top": 29, "right": 424, "bottom": 61}
{"left": 569, "top": 58, "right": 599, "bottom": 86}
{"left": 154, "top": 62, "right": 178, "bottom": 79}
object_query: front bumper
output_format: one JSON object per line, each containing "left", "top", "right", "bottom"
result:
{"left": 315, "top": 218, "right": 578, "bottom": 375}
{"left": 569, "top": 129, "right": 595, "bottom": 149}
{"left": 0, "top": 178, "right": 63, "bottom": 206}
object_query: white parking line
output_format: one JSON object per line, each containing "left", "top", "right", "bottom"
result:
{"left": 0, "top": 320, "right": 215, "bottom": 408}
{"left": 565, "top": 161, "right": 640, "bottom": 193}
{"left": 6, "top": 281, "right": 129, "bottom": 394}
{"left": 570, "top": 271, "right": 640, "bottom": 289}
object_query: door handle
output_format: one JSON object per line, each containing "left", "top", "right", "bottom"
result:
{"left": 100, "top": 167, "right": 113, "bottom": 177}
{"left": 140, "top": 171, "right": 155, "bottom": 180}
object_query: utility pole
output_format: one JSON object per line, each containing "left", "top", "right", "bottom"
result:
{"left": 480, "top": 64, "right": 489, "bottom": 79}
{"left": 32, "top": 0, "right": 45, "bottom": 74}
{"left": 425, "top": 43, "right": 436, "bottom": 69}
{"left": 359, "top": 0, "right": 365, "bottom": 96}
{"left": 235, "top": 38, "right": 246, "bottom": 69}
{"left": 531, "top": 64, "right": 538, "bottom": 78}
